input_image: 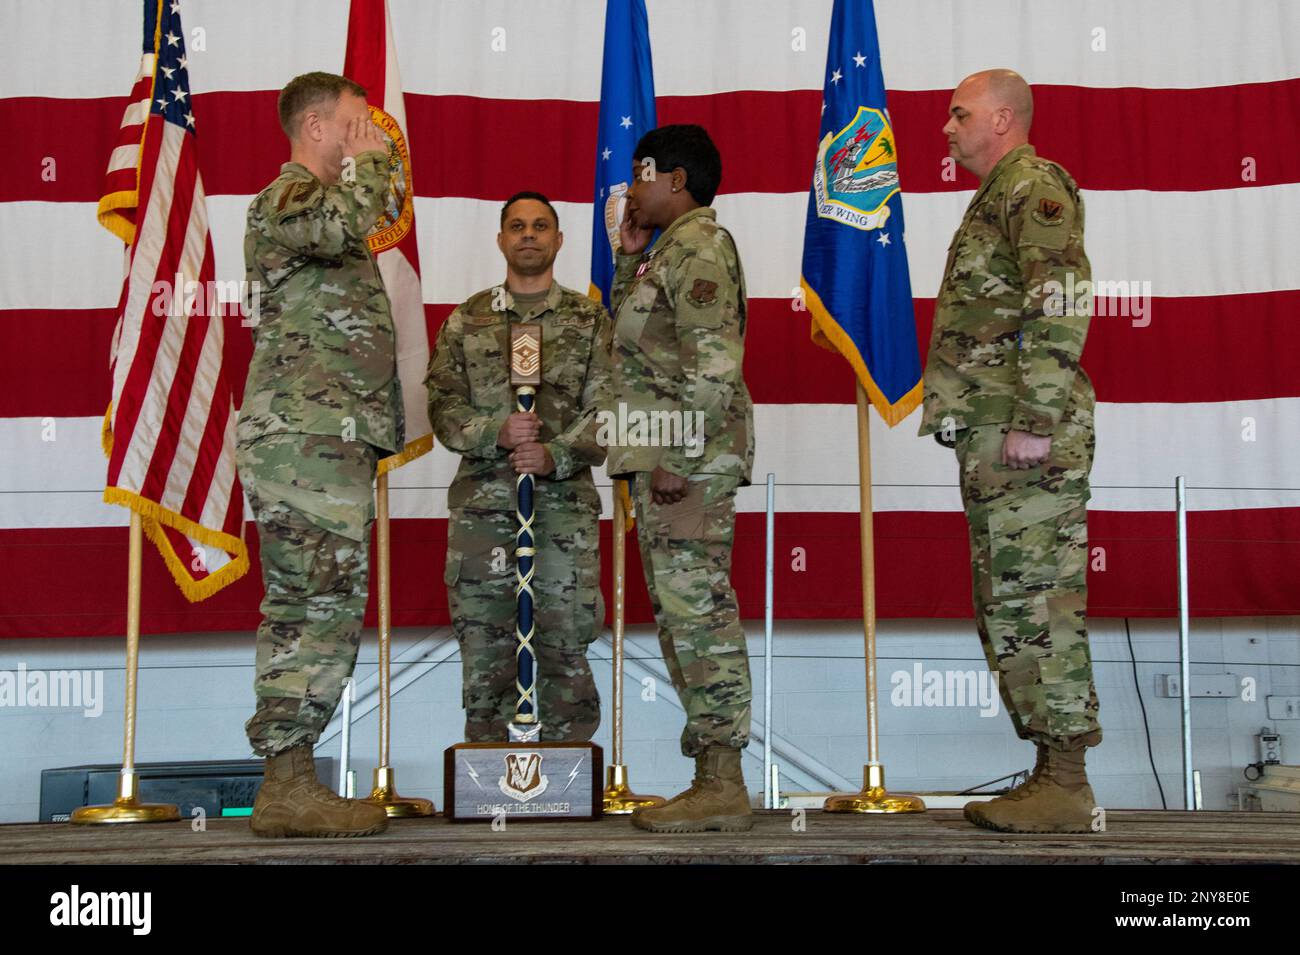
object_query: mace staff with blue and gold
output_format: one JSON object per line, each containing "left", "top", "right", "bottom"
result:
{"left": 509, "top": 323, "right": 543, "bottom": 743}
{"left": 441, "top": 319, "right": 602, "bottom": 820}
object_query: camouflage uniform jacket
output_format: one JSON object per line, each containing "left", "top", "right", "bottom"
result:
{"left": 237, "top": 153, "right": 404, "bottom": 454}
{"left": 920, "top": 144, "right": 1094, "bottom": 440}
{"left": 425, "top": 281, "right": 613, "bottom": 512}
{"left": 607, "top": 206, "right": 755, "bottom": 483}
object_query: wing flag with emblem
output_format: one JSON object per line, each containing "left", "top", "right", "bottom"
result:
{"left": 800, "top": 0, "right": 921, "bottom": 427}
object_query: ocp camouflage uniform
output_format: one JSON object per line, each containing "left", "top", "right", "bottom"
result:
{"left": 426, "top": 282, "right": 611, "bottom": 742}
{"left": 608, "top": 206, "right": 755, "bottom": 758}
{"left": 919, "top": 143, "right": 1101, "bottom": 750}
{"left": 237, "top": 151, "right": 403, "bottom": 757}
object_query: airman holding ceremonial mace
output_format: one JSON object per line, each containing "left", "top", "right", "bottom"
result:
{"left": 427, "top": 192, "right": 612, "bottom": 744}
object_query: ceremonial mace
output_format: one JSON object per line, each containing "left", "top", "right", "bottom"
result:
{"left": 823, "top": 384, "right": 926, "bottom": 813}
{"left": 602, "top": 481, "right": 665, "bottom": 814}
{"left": 442, "top": 322, "right": 602, "bottom": 820}
{"left": 363, "top": 471, "right": 434, "bottom": 817}
{"left": 71, "top": 512, "right": 180, "bottom": 825}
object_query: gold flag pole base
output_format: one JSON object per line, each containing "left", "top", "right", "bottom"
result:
{"left": 365, "top": 766, "right": 435, "bottom": 818}
{"left": 602, "top": 764, "right": 666, "bottom": 815}
{"left": 71, "top": 511, "right": 178, "bottom": 826}
{"left": 70, "top": 771, "right": 180, "bottom": 825}
{"left": 823, "top": 764, "right": 927, "bottom": 814}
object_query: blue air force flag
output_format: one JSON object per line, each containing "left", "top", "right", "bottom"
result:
{"left": 589, "top": 0, "right": 656, "bottom": 305}
{"left": 800, "top": 0, "right": 921, "bottom": 426}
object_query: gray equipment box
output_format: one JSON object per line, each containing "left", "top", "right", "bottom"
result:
{"left": 38, "top": 757, "right": 336, "bottom": 822}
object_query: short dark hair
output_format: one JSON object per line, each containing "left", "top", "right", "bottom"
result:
{"left": 278, "top": 71, "right": 367, "bottom": 138}
{"left": 633, "top": 124, "right": 722, "bottom": 206}
{"left": 500, "top": 191, "right": 560, "bottom": 229}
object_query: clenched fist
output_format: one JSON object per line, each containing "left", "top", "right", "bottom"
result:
{"left": 509, "top": 441, "right": 555, "bottom": 476}
{"left": 497, "top": 411, "right": 541, "bottom": 451}
{"left": 650, "top": 466, "right": 689, "bottom": 505}
{"left": 1001, "top": 429, "right": 1052, "bottom": 470}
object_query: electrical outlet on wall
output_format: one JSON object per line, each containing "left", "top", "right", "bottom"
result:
{"left": 1265, "top": 696, "right": 1300, "bottom": 720}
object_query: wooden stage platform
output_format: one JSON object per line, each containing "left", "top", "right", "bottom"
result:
{"left": 3, "top": 809, "right": 1298, "bottom": 864}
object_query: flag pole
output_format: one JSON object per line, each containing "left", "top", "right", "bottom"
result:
{"left": 71, "top": 511, "right": 180, "bottom": 824}
{"left": 365, "top": 471, "right": 434, "bottom": 816}
{"left": 603, "top": 479, "right": 665, "bottom": 813}
{"left": 611, "top": 488, "right": 626, "bottom": 766}
{"left": 823, "top": 383, "right": 926, "bottom": 813}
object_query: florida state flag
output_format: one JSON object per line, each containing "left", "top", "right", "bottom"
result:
{"left": 344, "top": 0, "right": 434, "bottom": 472}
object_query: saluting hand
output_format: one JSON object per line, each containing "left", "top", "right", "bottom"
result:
{"left": 618, "top": 199, "right": 655, "bottom": 256}
{"left": 344, "top": 115, "right": 387, "bottom": 159}
{"left": 497, "top": 411, "right": 541, "bottom": 450}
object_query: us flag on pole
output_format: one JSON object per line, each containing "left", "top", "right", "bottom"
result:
{"left": 97, "top": 0, "right": 248, "bottom": 601}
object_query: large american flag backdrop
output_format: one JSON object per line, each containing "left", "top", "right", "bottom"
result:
{"left": 2, "top": 0, "right": 1298, "bottom": 638}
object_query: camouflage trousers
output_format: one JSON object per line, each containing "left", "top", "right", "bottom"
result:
{"left": 445, "top": 505, "right": 603, "bottom": 742}
{"left": 955, "top": 402, "right": 1101, "bottom": 750}
{"left": 632, "top": 473, "right": 751, "bottom": 757}
{"left": 237, "top": 433, "right": 377, "bottom": 757}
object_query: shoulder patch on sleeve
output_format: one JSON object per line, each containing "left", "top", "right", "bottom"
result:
{"left": 271, "top": 177, "right": 322, "bottom": 222}
{"left": 687, "top": 278, "right": 718, "bottom": 306}
{"left": 1031, "top": 196, "right": 1065, "bottom": 226}
{"left": 1016, "top": 176, "right": 1075, "bottom": 252}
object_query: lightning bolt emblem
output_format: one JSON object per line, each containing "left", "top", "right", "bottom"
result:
{"left": 561, "top": 757, "right": 584, "bottom": 793}
{"left": 461, "top": 757, "right": 483, "bottom": 790}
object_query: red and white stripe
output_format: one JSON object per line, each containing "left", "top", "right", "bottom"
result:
{"left": 98, "top": 53, "right": 153, "bottom": 240}
{"left": 97, "top": 34, "right": 247, "bottom": 602}
{"left": 1, "top": 0, "right": 1297, "bottom": 636}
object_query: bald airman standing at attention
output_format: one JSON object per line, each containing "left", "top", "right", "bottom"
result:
{"left": 919, "top": 70, "right": 1102, "bottom": 833}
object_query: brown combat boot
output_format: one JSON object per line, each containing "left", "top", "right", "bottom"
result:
{"left": 962, "top": 741, "right": 1047, "bottom": 823}
{"left": 965, "top": 737, "right": 1097, "bottom": 834}
{"left": 249, "top": 744, "right": 389, "bottom": 838}
{"left": 631, "top": 746, "right": 753, "bottom": 833}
